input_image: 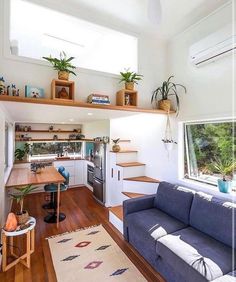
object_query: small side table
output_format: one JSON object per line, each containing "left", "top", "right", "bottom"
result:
{"left": 2, "top": 217, "right": 36, "bottom": 272}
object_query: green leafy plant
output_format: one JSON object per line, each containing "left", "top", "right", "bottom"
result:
{"left": 9, "top": 185, "right": 37, "bottom": 214}
{"left": 151, "top": 76, "right": 186, "bottom": 114}
{"left": 119, "top": 69, "right": 143, "bottom": 84}
{"left": 15, "top": 143, "right": 30, "bottom": 161}
{"left": 43, "top": 51, "right": 76, "bottom": 75}
{"left": 211, "top": 158, "right": 235, "bottom": 181}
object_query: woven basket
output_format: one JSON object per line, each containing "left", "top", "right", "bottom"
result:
{"left": 16, "top": 210, "right": 29, "bottom": 225}
{"left": 58, "top": 71, "right": 69, "bottom": 81}
{"left": 158, "top": 99, "right": 171, "bottom": 112}
{"left": 112, "top": 145, "right": 120, "bottom": 152}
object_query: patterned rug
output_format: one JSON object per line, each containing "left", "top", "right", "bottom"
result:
{"left": 47, "top": 225, "right": 147, "bottom": 281}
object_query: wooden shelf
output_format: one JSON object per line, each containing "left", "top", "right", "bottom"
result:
{"left": 15, "top": 138, "right": 93, "bottom": 142}
{"left": 0, "top": 96, "right": 174, "bottom": 115}
{"left": 15, "top": 130, "right": 78, "bottom": 133}
{"left": 116, "top": 162, "right": 146, "bottom": 167}
{"left": 110, "top": 150, "right": 138, "bottom": 153}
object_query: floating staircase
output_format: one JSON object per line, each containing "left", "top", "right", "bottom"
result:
{"left": 109, "top": 142, "right": 160, "bottom": 234}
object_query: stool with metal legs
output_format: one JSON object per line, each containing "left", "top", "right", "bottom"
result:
{"left": 42, "top": 166, "right": 65, "bottom": 210}
{"left": 44, "top": 170, "right": 69, "bottom": 223}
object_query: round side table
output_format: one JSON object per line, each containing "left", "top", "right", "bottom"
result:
{"left": 2, "top": 216, "right": 36, "bottom": 272}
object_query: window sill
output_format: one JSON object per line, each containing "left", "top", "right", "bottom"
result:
{"left": 178, "top": 178, "right": 236, "bottom": 200}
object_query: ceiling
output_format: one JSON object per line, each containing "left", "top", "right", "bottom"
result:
{"left": 1, "top": 102, "right": 141, "bottom": 124}
{"left": 67, "top": 0, "right": 229, "bottom": 38}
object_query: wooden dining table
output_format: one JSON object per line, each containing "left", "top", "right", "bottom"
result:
{"left": 6, "top": 166, "right": 65, "bottom": 228}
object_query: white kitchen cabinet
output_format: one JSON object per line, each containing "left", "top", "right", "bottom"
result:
{"left": 83, "top": 160, "right": 94, "bottom": 191}
{"left": 74, "top": 160, "right": 84, "bottom": 185}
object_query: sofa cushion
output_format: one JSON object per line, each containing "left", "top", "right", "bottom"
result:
{"left": 125, "top": 208, "right": 187, "bottom": 267}
{"left": 155, "top": 182, "right": 194, "bottom": 224}
{"left": 157, "top": 227, "right": 235, "bottom": 282}
{"left": 190, "top": 192, "right": 236, "bottom": 248}
{"left": 212, "top": 271, "right": 236, "bottom": 281}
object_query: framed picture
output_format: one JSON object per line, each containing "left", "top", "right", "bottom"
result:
{"left": 25, "top": 85, "right": 44, "bottom": 98}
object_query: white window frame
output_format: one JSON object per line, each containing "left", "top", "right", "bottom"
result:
{"left": 178, "top": 117, "right": 235, "bottom": 192}
{"left": 3, "top": 0, "right": 139, "bottom": 78}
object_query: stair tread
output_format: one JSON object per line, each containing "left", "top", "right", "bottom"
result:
{"left": 116, "top": 162, "right": 145, "bottom": 167}
{"left": 122, "top": 192, "right": 147, "bottom": 198}
{"left": 110, "top": 150, "right": 138, "bottom": 153}
{"left": 123, "top": 176, "right": 160, "bottom": 183}
{"left": 109, "top": 205, "right": 123, "bottom": 221}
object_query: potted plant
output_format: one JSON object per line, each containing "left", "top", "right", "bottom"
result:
{"left": 119, "top": 69, "right": 143, "bottom": 90}
{"left": 15, "top": 143, "right": 30, "bottom": 161}
{"left": 9, "top": 185, "right": 37, "bottom": 224}
{"left": 43, "top": 51, "right": 76, "bottom": 80}
{"left": 151, "top": 76, "right": 186, "bottom": 114}
{"left": 112, "top": 138, "right": 121, "bottom": 152}
{"left": 212, "top": 158, "right": 235, "bottom": 193}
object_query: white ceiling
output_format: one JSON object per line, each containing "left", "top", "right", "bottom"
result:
{"left": 1, "top": 102, "right": 141, "bottom": 124}
{"left": 68, "top": 0, "right": 229, "bottom": 38}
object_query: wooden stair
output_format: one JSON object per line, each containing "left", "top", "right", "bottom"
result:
{"left": 122, "top": 192, "right": 146, "bottom": 199}
{"left": 110, "top": 150, "right": 138, "bottom": 153}
{"left": 109, "top": 205, "right": 123, "bottom": 221}
{"left": 116, "top": 162, "right": 145, "bottom": 167}
{"left": 123, "top": 176, "right": 160, "bottom": 183}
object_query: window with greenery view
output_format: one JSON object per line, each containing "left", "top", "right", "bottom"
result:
{"left": 184, "top": 121, "right": 235, "bottom": 186}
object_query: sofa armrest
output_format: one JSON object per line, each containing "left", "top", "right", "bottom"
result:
{"left": 123, "top": 194, "right": 156, "bottom": 217}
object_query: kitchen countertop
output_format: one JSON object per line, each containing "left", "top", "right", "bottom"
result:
{"left": 14, "top": 156, "right": 94, "bottom": 164}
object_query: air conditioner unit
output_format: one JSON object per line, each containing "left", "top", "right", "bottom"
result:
{"left": 189, "top": 24, "right": 236, "bottom": 66}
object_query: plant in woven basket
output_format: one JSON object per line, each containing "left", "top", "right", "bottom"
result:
{"left": 43, "top": 51, "right": 76, "bottom": 80}
{"left": 112, "top": 138, "right": 121, "bottom": 152}
{"left": 151, "top": 76, "right": 186, "bottom": 115}
{"left": 119, "top": 69, "right": 143, "bottom": 90}
{"left": 9, "top": 185, "right": 37, "bottom": 223}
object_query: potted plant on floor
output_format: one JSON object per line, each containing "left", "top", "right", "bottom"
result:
{"left": 119, "top": 69, "right": 143, "bottom": 90}
{"left": 43, "top": 51, "right": 77, "bottom": 80}
{"left": 9, "top": 185, "right": 37, "bottom": 224}
{"left": 151, "top": 76, "right": 186, "bottom": 114}
{"left": 212, "top": 158, "right": 235, "bottom": 193}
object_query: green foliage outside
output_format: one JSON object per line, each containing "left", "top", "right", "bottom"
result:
{"left": 185, "top": 122, "right": 235, "bottom": 179}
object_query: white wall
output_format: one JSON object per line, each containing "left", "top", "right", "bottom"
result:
{"left": 110, "top": 114, "right": 178, "bottom": 183}
{"left": 167, "top": 2, "right": 234, "bottom": 121}
{"left": 0, "top": 0, "right": 167, "bottom": 108}
{"left": 83, "top": 120, "right": 110, "bottom": 139}
{"left": 0, "top": 105, "right": 14, "bottom": 228}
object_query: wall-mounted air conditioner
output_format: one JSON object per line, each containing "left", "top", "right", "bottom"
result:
{"left": 189, "top": 24, "right": 236, "bottom": 67}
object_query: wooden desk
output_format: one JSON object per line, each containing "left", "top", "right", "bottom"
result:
{"left": 6, "top": 167, "right": 65, "bottom": 228}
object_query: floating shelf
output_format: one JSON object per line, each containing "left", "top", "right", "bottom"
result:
{"left": 15, "top": 138, "right": 93, "bottom": 142}
{"left": 0, "top": 96, "right": 175, "bottom": 115}
{"left": 15, "top": 130, "right": 78, "bottom": 133}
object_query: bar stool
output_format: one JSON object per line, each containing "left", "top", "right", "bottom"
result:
{"left": 44, "top": 169, "right": 69, "bottom": 223}
{"left": 42, "top": 166, "right": 65, "bottom": 209}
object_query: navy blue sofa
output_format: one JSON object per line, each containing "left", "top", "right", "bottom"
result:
{"left": 123, "top": 182, "right": 236, "bottom": 282}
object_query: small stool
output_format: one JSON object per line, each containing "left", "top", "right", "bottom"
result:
{"left": 1, "top": 217, "right": 36, "bottom": 272}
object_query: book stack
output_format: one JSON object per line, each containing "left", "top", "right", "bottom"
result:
{"left": 87, "top": 94, "right": 110, "bottom": 105}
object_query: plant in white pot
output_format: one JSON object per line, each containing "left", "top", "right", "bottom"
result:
{"left": 43, "top": 51, "right": 77, "bottom": 80}
{"left": 212, "top": 158, "right": 235, "bottom": 193}
{"left": 151, "top": 76, "right": 186, "bottom": 114}
{"left": 119, "top": 69, "right": 143, "bottom": 90}
{"left": 9, "top": 185, "right": 37, "bottom": 224}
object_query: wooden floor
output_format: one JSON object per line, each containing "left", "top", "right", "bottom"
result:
{"left": 0, "top": 187, "right": 165, "bottom": 282}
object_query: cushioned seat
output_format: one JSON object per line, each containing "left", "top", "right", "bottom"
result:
{"left": 126, "top": 208, "right": 187, "bottom": 267}
{"left": 156, "top": 227, "right": 235, "bottom": 282}
{"left": 44, "top": 183, "right": 68, "bottom": 192}
{"left": 212, "top": 271, "right": 236, "bottom": 281}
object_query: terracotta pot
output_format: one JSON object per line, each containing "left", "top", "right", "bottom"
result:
{"left": 16, "top": 210, "right": 29, "bottom": 225}
{"left": 125, "top": 82, "right": 134, "bottom": 91}
{"left": 158, "top": 99, "right": 171, "bottom": 112}
{"left": 112, "top": 144, "right": 120, "bottom": 152}
{"left": 58, "top": 71, "right": 69, "bottom": 81}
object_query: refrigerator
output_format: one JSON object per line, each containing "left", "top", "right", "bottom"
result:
{"left": 93, "top": 139, "right": 106, "bottom": 205}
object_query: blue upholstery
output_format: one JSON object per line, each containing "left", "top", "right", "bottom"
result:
{"left": 155, "top": 181, "right": 194, "bottom": 224}
{"left": 123, "top": 182, "right": 235, "bottom": 282}
{"left": 58, "top": 166, "right": 65, "bottom": 175}
{"left": 44, "top": 183, "right": 67, "bottom": 192}
{"left": 61, "top": 170, "right": 70, "bottom": 186}
{"left": 125, "top": 208, "right": 187, "bottom": 267}
{"left": 190, "top": 192, "right": 236, "bottom": 248}
{"left": 157, "top": 227, "right": 235, "bottom": 282}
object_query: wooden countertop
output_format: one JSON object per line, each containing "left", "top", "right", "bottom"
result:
{"left": 6, "top": 167, "right": 65, "bottom": 188}
{"left": 14, "top": 157, "right": 84, "bottom": 164}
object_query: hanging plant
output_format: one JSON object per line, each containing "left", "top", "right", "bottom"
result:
{"left": 163, "top": 113, "right": 177, "bottom": 156}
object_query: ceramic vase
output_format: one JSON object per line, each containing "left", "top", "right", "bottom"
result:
{"left": 217, "top": 179, "right": 231, "bottom": 193}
